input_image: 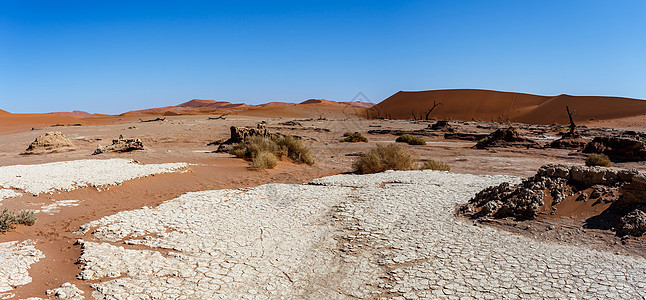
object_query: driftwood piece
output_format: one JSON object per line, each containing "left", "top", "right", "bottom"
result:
{"left": 139, "top": 117, "right": 166, "bottom": 123}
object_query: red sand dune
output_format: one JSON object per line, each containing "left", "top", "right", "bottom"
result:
{"left": 235, "top": 99, "right": 367, "bottom": 119}
{"left": 122, "top": 98, "right": 369, "bottom": 118}
{"left": 368, "top": 89, "right": 646, "bottom": 124}
{"left": 49, "top": 111, "right": 93, "bottom": 117}
{"left": 0, "top": 109, "right": 10, "bottom": 115}
{"left": 122, "top": 99, "right": 252, "bottom": 116}
{"left": 339, "top": 101, "right": 375, "bottom": 108}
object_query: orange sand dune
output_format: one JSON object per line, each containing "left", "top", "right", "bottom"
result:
{"left": 0, "top": 113, "right": 126, "bottom": 135}
{"left": 235, "top": 99, "right": 367, "bottom": 119}
{"left": 368, "top": 89, "right": 646, "bottom": 125}
{"left": 49, "top": 111, "right": 94, "bottom": 117}
{"left": 122, "top": 99, "right": 252, "bottom": 116}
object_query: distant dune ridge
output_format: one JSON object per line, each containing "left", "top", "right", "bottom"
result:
{"left": 120, "top": 98, "right": 375, "bottom": 118}
{"left": 367, "top": 89, "right": 646, "bottom": 124}
{"left": 49, "top": 110, "right": 93, "bottom": 117}
{"left": 2, "top": 89, "right": 646, "bottom": 135}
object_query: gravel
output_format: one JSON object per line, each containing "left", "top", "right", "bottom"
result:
{"left": 0, "top": 159, "right": 188, "bottom": 195}
{"left": 76, "top": 170, "right": 646, "bottom": 299}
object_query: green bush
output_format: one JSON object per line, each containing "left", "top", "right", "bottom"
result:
{"left": 251, "top": 151, "right": 279, "bottom": 170}
{"left": 586, "top": 153, "right": 611, "bottom": 167}
{"left": 420, "top": 159, "right": 450, "bottom": 171}
{"left": 0, "top": 209, "right": 36, "bottom": 233}
{"left": 396, "top": 134, "right": 426, "bottom": 145}
{"left": 353, "top": 144, "right": 415, "bottom": 174}
{"left": 342, "top": 132, "right": 368, "bottom": 143}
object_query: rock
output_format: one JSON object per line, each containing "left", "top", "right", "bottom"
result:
{"left": 229, "top": 124, "right": 271, "bottom": 143}
{"left": 278, "top": 121, "right": 302, "bottom": 126}
{"left": 443, "top": 132, "right": 489, "bottom": 141}
{"left": 215, "top": 124, "right": 281, "bottom": 152}
{"left": 46, "top": 282, "right": 84, "bottom": 300}
{"left": 569, "top": 166, "right": 618, "bottom": 186}
{"left": 460, "top": 164, "right": 642, "bottom": 222}
{"left": 93, "top": 136, "right": 145, "bottom": 155}
{"left": 582, "top": 136, "right": 646, "bottom": 161}
{"left": 536, "top": 164, "right": 570, "bottom": 179}
{"left": 549, "top": 135, "right": 588, "bottom": 149}
{"left": 617, "top": 206, "right": 646, "bottom": 237}
{"left": 429, "top": 121, "right": 454, "bottom": 132}
{"left": 620, "top": 174, "right": 646, "bottom": 205}
{"left": 22, "top": 132, "right": 75, "bottom": 155}
{"left": 475, "top": 127, "right": 541, "bottom": 149}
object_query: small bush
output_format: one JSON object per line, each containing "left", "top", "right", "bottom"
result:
{"left": 16, "top": 210, "right": 37, "bottom": 226}
{"left": 342, "top": 132, "right": 368, "bottom": 143}
{"left": 0, "top": 209, "right": 36, "bottom": 233}
{"left": 353, "top": 144, "right": 415, "bottom": 174}
{"left": 251, "top": 151, "right": 278, "bottom": 170}
{"left": 396, "top": 134, "right": 426, "bottom": 145}
{"left": 276, "top": 135, "right": 315, "bottom": 165}
{"left": 420, "top": 159, "right": 450, "bottom": 171}
{"left": 230, "top": 135, "right": 315, "bottom": 167}
{"left": 586, "top": 153, "right": 611, "bottom": 167}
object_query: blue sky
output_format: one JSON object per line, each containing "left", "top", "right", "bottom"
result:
{"left": 1, "top": 1, "right": 645, "bottom": 114}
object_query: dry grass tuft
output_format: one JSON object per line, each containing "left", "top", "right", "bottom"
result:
{"left": 342, "top": 132, "right": 368, "bottom": 143}
{"left": 353, "top": 144, "right": 415, "bottom": 174}
{"left": 420, "top": 159, "right": 450, "bottom": 171}
{"left": 276, "top": 135, "right": 315, "bottom": 165}
{"left": 396, "top": 134, "right": 426, "bottom": 145}
{"left": 585, "top": 153, "right": 611, "bottom": 167}
{"left": 230, "top": 135, "right": 315, "bottom": 168}
{"left": 0, "top": 209, "right": 37, "bottom": 233}
{"left": 251, "top": 151, "right": 279, "bottom": 170}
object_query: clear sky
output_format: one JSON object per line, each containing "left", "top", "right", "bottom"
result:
{"left": 1, "top": 1, "right": 645, "bottom": 114}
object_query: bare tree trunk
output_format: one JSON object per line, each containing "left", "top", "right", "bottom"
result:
{"left": 425, "top": 101, "right": 442, "bottom": 120}
{"left": 566, "top": 106, "right": 576, "bottom": 136}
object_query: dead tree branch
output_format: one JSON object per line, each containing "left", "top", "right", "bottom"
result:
{"left": 425, "top": 101, "right": 443, "bottom": 120}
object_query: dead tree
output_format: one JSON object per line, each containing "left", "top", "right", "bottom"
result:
{"left": 139, "top": 117, "right": 165, "bottom": 123}
{"left": 425, "top": 101, "right": 442, "bottom": 120}
{"left": 411, "top": 110, "right": 417, "bottom": 121}
{"left": 566, "top": 106, "right": 576, "bottom": 136}
{"left": 208, "top": 113, "right": 229, "bottom": 120}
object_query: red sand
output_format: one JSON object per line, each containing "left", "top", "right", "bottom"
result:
{"left": 368, "top": 89, "right": 646, "bottom": 125}
{"left": 48, "top": 111, "right": 94, "bottom": 117}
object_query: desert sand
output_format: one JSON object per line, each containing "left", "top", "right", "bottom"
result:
{"left": 0, "top": 89, "right": 645, "bottom": 298}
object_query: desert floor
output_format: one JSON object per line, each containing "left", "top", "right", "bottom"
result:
{"left": 0, "top": 115, "right": 644, "bottom": 299}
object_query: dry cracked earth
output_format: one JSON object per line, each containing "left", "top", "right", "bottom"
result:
{"left": 10, "top": 169, "right": 643, "bottom": 299}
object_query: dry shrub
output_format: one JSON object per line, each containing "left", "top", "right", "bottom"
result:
{"left": 353, "top": 144, "right": 414, "bottom": 174}
{"left": 420, "top": 159, "right": 450, "bottom": 171}
{"left": 16, "top": 210, "right": 37, "bottom": 226}
{"left": 230, "top": 135, "right": 315, "bottom": 167}
{"left": 276, "top": 135, "right": 315, "bottom": 165}
{"left": 586, "top": 153, "right": 611, "bottom": 167}
{"left": 0, "top": 209, "right": 36, "bottom": 233}
{"left": 342, "top": 132, "right": 368, "bottom": 143}
{"left": 251, "top": 151, "right": 278, "bottom": 170}
{"left": 396, "top": 134, "right": 426, "bottom": 145}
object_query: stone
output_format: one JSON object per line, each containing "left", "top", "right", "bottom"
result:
{"left": 617, "top": 206, "right": 646, "bottom": 237}
{"left": 93, "top": 135, "right": 145, "bottom": 155}
{"left": 22, "top": 132, "right": 75, "bottom": 155}
{"left": 475, "top": 127, "right": 541, "bottom": 149}
{"left": 582, "top": 137, "right": 646, "bottom": 161}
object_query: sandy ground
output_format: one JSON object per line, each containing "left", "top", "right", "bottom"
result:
{"left": 0, "top": 114, "right": 644, "bottom": 298}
